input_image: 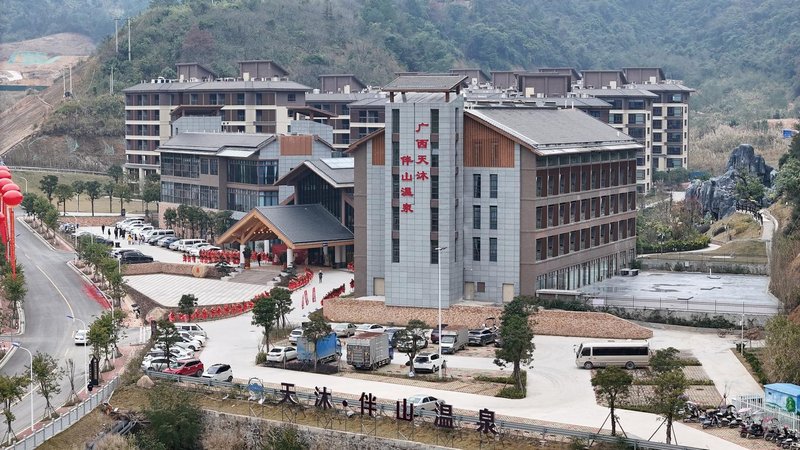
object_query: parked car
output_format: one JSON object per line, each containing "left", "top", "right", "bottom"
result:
{"left": 175, "top": 334, "right": 203, "bottom": 351}
{"left": 109, "top": 248, "right": 138, "bottom": 259}
{"left": 288, "top": 328, "right": 303, "bottom": 344}
{"left": 116, "top": 218, "right": 144, "bottom": 229}
{"left": 356, "top": 323, "right": 386, "bottom": 333}
{"left": 430, "top": 324, "right": 449, "bottom": 344}
{"left": 178, "top": 330, "right": 206, "bottom": 346}
{"left": 134, "top": 225, "right": 154, "bottom": 238}
{"left": 73, "top": 329, "right": 88, "bottom": 345}
{"left": 158, "top": 236, "right": 180, "bottom": 247}
{"left": 151, "top": 345, "right": 193, "bottom": 360}
{"left": 127, "top": 224, "right": 150, "bottom": 235}
{"left": 332, "top": 323, "right": 357, "bottom": 337}
{"left": 384, "top": 327, "right": 405, "bottom": 348}
{"left": 142, "top": 357, "right": 172, "bottom": 372}
{"left": 189, "top": 244, "right": 218, "bottom": 257}
{"left": 202, "top": 363, "right": 233, "bottom": 382}
{"left": 119, "top": 251, "right": 154, "bottom": 264}
{"left": 173, "top": 323, "right": 207, "bottom": 338}
{"left": 468, "top": 328, "right": 496, "bottom": 346}
{"left": 407, "top": 394, "right": 443, "bottom": 412}
{"left": 175, "top": 239, "right": 208, "bottom": 252}
{"left": 267, "top": 346, "right": 298, "bottom": 363}
{"left": 413, "top": 352, "right": 442, "bottom": 373}
{"left": 396, "top": 335, "right": 428, "bottom": 353}
{"left": 163, "top": 359, "right": 204, "bottom": 377}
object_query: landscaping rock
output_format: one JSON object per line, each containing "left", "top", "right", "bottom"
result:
{"left": 136, "top": 375, "right": 155, "bottom": 389}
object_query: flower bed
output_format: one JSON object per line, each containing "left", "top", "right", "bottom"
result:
{"left": 288, "top": 268, "right": 313, "bottom": 291}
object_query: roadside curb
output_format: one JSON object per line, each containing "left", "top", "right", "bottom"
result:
{"left": 0, "top": 304, "right": 26, "bottom": 371}
{"left": 66, "top": 261, "right": 112, "bottom": 309}
{"left": 16, "top": 216, "right": 57, "bottom": 252}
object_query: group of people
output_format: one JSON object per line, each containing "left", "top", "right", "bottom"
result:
{"left": 100, "top": 224, "right": 143, "bottom": 245}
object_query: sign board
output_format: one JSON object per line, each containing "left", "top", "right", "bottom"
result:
{"left": 89, "top": 356, "right": 100, "bottom": 387}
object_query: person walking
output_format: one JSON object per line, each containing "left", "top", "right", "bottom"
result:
{"left": 101, "top": 225, "right": 105, "bottom": 235}
{"left": 318, "top": 269, "right": 323, "bottom": 283}
{"left": 256, "top": 252, "right": 262, "bottom": 266}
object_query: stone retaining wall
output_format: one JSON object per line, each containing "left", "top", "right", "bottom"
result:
{"left": 323, "top": 298, "right": 652, "bottom": 339}
{"left": 121, "top": 262, "right": 221, "bottom": 278}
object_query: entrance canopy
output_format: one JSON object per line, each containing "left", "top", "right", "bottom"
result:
{"left": 217, "top": 204, "right": 353, "bottom": 250}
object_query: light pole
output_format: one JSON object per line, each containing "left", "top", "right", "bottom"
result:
{"left": 11, "top": 342, "right": 34, "bottom": 434}
{"left": 14, "top": 176, "right": 28, "bottom": 194}
{"left": 435, "top": 246, "right": 447, "bottom": 379}
{"left": 67, "top": 315, "right": 88, "bottom": 390}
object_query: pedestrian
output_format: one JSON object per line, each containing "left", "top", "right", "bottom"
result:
{"left": 101, "top": 225, "right": 105, "bottom": 235}
{"left": 107, "top": 229, "right": 112, "bottom": 238}
{"left": 127, "top": 234, "right": 132, "bottom": 245}
{"left": 318, "top": 270, "right": 323, "bottom": 283}
{"left": 256, "top": 252, "right": 262, "bottom": 266}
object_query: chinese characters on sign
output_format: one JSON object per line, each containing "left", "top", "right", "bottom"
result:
{"left": 314, "top": 386, "right": 333, "bottom": 410}
{"left": 278, "top": 382, "right": 298, "bottom": 405}
{"left": 435, "top": 402, "right": 455, "bottom": 429}
{"left": 400, "top": 120, "right": 432, "bottom": 214}
{"left": 396, "top": 399, "right": 414, "bottom": 422}
{"left": 360, "top": 392, "right": 377, "bottom": 417}
{"left": 476, "top": 408, "right": 498, "bottom": 434}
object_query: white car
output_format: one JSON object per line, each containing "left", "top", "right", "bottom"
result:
{"left": 73, "top": 329, "right": 88, "bottom": 345}
{"left": 413, "top": 352, "right": 442, "bottom": 373}
{"left": 152, "top": 344, "right": 193, "bottom": 359}
{"left": 407, "top": 394, "right": 444, "bottom": 412}
{"left": 127, "top": 224, "right": 150, "bottom": 235}
{"left": 173, "top": 239, "right": 207, "bottom": 252}
{"left": 116, "top": 217, "right": 144, "bottom": 228}
{"left": 189, "top": 244, "right": 219, "bottom": 257}
{"left": 141, "top": 357, "right": 173, "bottom": 372}
{"left": 202, "top": 363, "right": 233, "bottom": 382}
{"left": 332, "top": 323, "right": 357, "bottom": 337}
{"left": 288, "top": 328, "right": 303, "bottom": 344}
{"left": 178, "top": 330, "right": 206, "bottom": 346}
{"left": 356, "top": 323, "right": 386, "bottom": 333}
{"left": 134, "top": 226, "right": 154, "bottom": 238}
{"left": 172, "top": 338, "right": 202, "bottom": 352}
{"left": 266, "top": 346, "right": 297, "bottom": 363}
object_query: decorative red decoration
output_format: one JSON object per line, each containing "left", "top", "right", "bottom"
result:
{"left": 400, "top": 187, "right": 413, "bottom": 197}
{"left": 401, "top": 203, "right": 413, "bottom": 213}
{"left": 401, "top": 172, "right": 413, "bottom": 182}
{"left": 416, "top": 155, "right": 429, "bottom": 165}
{"left": 415, "top": 139, "right": 428, "bottom": 149}
{"left": 415, "top": 171, "right": 429, "bottom": 181}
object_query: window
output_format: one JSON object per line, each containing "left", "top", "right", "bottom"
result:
{"left": 489, "top": 174, "right": 498, "bottom": 198}
{"left": 200, "top": 158, "right": 209, "bottom": 175}
{"left": 628, "top": 128, "right": 645, "bottom": 139}
{"left": 473, "top": 174, "right": 481, "bottom": 198}
{"left": 473, "top": 205, "right": 481, "bottom": 229}
{"left": 489, "top": 206, "right": 497, "bottom": 230}
{"left": 431, "top": 208, "right": 439, "bottom": 232}
{"left": 610, "top": 114, "right": 623, "bottom": 124}
{"left": 189, "top": 93, "right": 198, "bottom": 105}
{"left": 431, "top": 241, "right": 439, "bottom": 264}
{"left": 391, "top": 109, "right": 400, "bottom": 132}
{"left": 227, "top": 160, "right": 278, "bottom": 185}
{"left": 653, "top": 107, "right": 662, "bottom": 116}
{"left": 431, "top": 175, "right": 439, "bottom": 199}
{"left": 671, "top": 94, "right": 683, "bottom": 102}
{"left": 392, "top": 206, "right": 399, "bottom": 231}
{"left": 628, "top": 113, "right": 645, "bottom": 125}
{"left": 392, "top": 175, "right": 399, "bottom": 199}
{"left": 210, "top": 159, "right": 218, "bottom": 175}
{"left": 430, "top": 109, "right": 439, "bottom": 134}
{"left": 489, "top": 238, "right": 497, "bottom": 262}
{"left": 392, "top": 142, "right": 400, "bottom": 166}
{"left": 392, "top": 239, "right": 400, "bottom": 263}
{"left": 431, "top": 141, "right": 439, "bottom": 167}
{"left": 652, "top": 119, "right": 662, "bottom": 129}
{"left": 287, "top": 93, "right": 296, "bottom": 102}
{"left": 652, "top": 145, "right": 662, "bottom": 154}
{"left": 472, "top": 237, "right": 481, "bottom": 261}
{"left": 628, "top": 99, "right": 645, "bottom": 110}
{"left": 476, "top": 282, "right": 486, "bottom": 293}
{"left": 236, "top": 93, "right": 245, "bottom": 105}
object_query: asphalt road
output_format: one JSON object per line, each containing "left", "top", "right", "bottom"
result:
{"left": 1, "top": 214, "right": 105, "bottom": 436}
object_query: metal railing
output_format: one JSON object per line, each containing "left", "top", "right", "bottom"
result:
{"left": 587, "top": 296, "right": 780, "bottom": 316}
{"left": 4, "top": 377, "right": 120, "bottom": 450}
{"left": 7, "top": 166, "right": 107, "bottom": 176}
{"left": 732, "top": 394, "right": 800, "bottom": 431}
{"left": 146, "top": 370, "right": 704, "bottom": 450}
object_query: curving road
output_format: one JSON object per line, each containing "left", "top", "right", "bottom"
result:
{"left": 0, "top": 214, "right": 105, "bottom": 436}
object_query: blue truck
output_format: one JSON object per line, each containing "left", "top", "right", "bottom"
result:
{"left": 297, "top": 333, "right": 341, "bottom": 365}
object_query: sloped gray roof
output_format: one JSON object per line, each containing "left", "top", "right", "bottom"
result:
{"left": 576, "top": 88, "right": 659, "bottom": 98}
{"left": 306, "top": 93, "right": 382, "bottom": 102}
{"left": 255, "top": 204, "right": 353, "bottom": 245}
{"left": 466, "top": 108, "right": 641, "bottom": 154}
{"left": 383, "top": 75, "right": 467, "bottom": 92}
{"left": 274, "top": 158, "right": 354, "bottom": 188}
{"left": 629, "top": 83, "right": 695, "bottom": 93}
{"left": 159, "top": 132, "right": 274, "bottom": 153}
{"left": 123, "top": 79, "right": 310, "bottom": 93}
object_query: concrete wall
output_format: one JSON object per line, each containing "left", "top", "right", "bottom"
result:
{"left": 638, "top": 258, "right": 768, "bottom": 275}
{"left": 324, "top": 298, "right": 653, "bottom": 339}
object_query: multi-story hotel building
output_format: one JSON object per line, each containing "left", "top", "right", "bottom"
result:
{"left": 349, "top": 75, "right": 640, "bottom": 307}
{"left": 123, "top": 61, "right": 312, "bottom": 188}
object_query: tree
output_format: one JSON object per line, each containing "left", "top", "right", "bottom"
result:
{"left": 88, "top": 313, "right": 112, "bottom": 370}
{"left": 141, "top": 180, "right": 161, "bottom": 215}
{"left": 734, "top": 170, "right": 766, "bottom": 205}
{"left": 29, "top": 351, "right": 64, "bottom": 419}
{"left": 211, "top": 210, "right": 232, "bottom": 239}
{"left": 116, "top": 183, "right": 132, "bottom": 213}
{"left": 763, "top": 315, "right": 800, "bottom": 384}
{"left": 85, "top": 181, "right": 101, "bottom": 216}
{"left": 1, "top": 272, "right": 26, "bottom": 328}
{"left": 592, "top": 367, "right": 633, "bottom": 436}
{"left": 652, "top": 369, "right": 688, "bottom": 444}
{"left": 107, "top": 165, "right": 124, "bottom": 184}
{"left": 142, "top": 385, "right": 202, "bottom": 450}
{"left": 163, "top": 208, "right": 177, "bottom": 229}
{"left": 494, "top": 296, "right": 537, "bottom": 392}
{"left": 178, "top": 294, "right": 198, "bottom": 316}
{"left": 154, "top": 319, "right": 181, "bottom": 363}
{"left": 270, "top": 287, "right": 293, "bottom": 329}
{"left": 251, "top": 296, "right": 279, "bottom": 355}
{"left": 0, "top": 373, "right": 28, "bottom": 444}
{"left": 104, "top": 181, "right": 115, "bottom": 213}
{"left": 43, "top": 207, "right": 60, "bottom": 239}
{"left": 302, "top": 310, "right": 332, "bottom": 371}
{"left": 394, "top": 319, "right": 428, "bottom": 373}
{"left": 71, "top": 180, "right": 85, "bottom": 212}
{"left": 53, "top": 184, "right": 74, "bottom": 215}
{"left": 650, "top": 347, "right": 683, "bottom": 374}
{"left": 39, "top": 174, "right": 58, "bottom": 203}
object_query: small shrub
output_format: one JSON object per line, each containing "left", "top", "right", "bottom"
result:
{"left": 94, "top": 433, "right": 137, "bottom": 450}
{"left": 255, "top": 351, "right": 268, "bottom": 365}
{"left": 496, "top": 386, "right": 526, "bottom": 399}
{"left": 202, "top": 418, "right": 246, "bottom": 450}
{"left": 673, "top": 262, "right": 685, "bottom": 272}
{"left": 264, "top": 425, "right": 309, "bottom": 450}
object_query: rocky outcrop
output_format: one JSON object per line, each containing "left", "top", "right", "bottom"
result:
{"left": 685, "top": 144, "right": 775, "bottom": 218}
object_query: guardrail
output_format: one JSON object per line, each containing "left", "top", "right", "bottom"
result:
{"left": 146, "top": 370, "right": 704, "bottom": 450}
{"left": 8, "top": 166, "right": 108, "bottom": 176}
{"left": 587, "top": 296, "right": 779, "bottom": 316}
{"left": 4, "top": 376, "right": 120, "bottom": 450}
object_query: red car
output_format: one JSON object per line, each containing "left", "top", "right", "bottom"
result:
{"left": 163, "top": 359, "right": 204, "bottom": 377}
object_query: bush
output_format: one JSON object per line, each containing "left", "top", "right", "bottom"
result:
{"left": 496, "top": 386, "right": 526, "bottom": 399}
{"left": 142, "top": 386, "right": 202, "bottom": 450}
{"left": 94, "top": 433, "right": 137, "bottom": 450}
{"left": 255, "top": 351, "right": 268, "bottom": 365}
{"left": 264, "top": 425, "right": 309, "bottom": 450}
{"left": 638, "top": 235, "right": 711, "bottom": 253}
{"left": 741, "top": 349, "right": 770, "bottom": 385}
{"left": 202, "top": 418, "right": 246, "bottom": 450}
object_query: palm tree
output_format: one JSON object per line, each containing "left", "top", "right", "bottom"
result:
{"left": 85, "top": 181, "right": 101, "bottom": 217}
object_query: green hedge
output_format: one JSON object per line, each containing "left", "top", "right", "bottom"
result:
{"left": 638, "top": 235, "right": 711, "bottom": 254}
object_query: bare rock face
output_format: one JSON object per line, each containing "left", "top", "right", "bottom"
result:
{"left": 685, "top": 144, "right": 775, "bottom": 218}
{"left": 136, "top": 375, "right": 155, "bottom": 389}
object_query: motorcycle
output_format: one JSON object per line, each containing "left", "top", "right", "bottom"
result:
{"left": 740, "top": 419, "right": 764, "bottom": 439}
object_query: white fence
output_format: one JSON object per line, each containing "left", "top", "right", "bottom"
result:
{"left": 4, "top": 376, "right": 120, "bottom": 450}
{"left": 732, "top": 394, "right": 800, "bottom": 431}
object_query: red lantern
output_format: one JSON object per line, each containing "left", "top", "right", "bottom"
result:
{"left": 168, "top": 311, "right": 176, "bottom": 322}
{"left": 1, "top": 183, "right": 20, "bottom": 195}
{"left": 0, "top": 170, "right": 10, "bottom": 180}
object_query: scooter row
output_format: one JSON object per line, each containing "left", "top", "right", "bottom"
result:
{"left": 681, "top": 402, "right": 799, "bottom": 447}
{"left": 764, "top": 424, "right": 800, "bottom": 449}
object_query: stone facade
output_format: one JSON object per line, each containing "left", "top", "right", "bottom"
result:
{"left": 323, "top": 298, "right": 653, "bottom": 339}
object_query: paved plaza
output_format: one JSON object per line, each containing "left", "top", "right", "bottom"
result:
{"left": 579, "top": 271, "right": 780, "bottom": 315}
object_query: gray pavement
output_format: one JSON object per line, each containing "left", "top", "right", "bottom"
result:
{"left": 197, "top": 314, "right": 748, "bottom": 449}
{"left": 1, "top": 213, "right": 105, "bottom": 437}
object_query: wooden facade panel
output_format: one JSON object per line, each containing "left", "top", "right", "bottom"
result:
{"left": 279, "top": 135, "right": 313, "bottom": 156}
{"left": 463, "top": 116, "right": 515, "bottom": 168}
{"left": 371, "top": 131, "right": 385, "bottom": 165}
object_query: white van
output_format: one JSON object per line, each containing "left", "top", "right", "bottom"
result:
{"left": 144, "top": 229, "right": 175, "bottom": 241}
{"left": 575, "top": 340, "right": 651, "bottom": 370}
{"left": 173, "top": 323, "right": 207, "bottom": 338}
{"left": 170, "top": 239, "right": 205, "bottom": 251}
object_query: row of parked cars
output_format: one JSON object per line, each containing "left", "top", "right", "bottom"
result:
{"left": 113, "top": 217, "right": 224, "bottom": 260}
{"left": 137, "top": 323, "right": 235, "bottom": 381}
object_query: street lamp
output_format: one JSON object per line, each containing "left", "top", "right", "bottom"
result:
{"left": 13, "top": 176, "right": 28, "bottom": 194}
{"left": 67, "top": 315, "right": 88, "bottom": 390}
{"left": 11, "top": 342, "right": 34, "bottom": 434}
{"left": 435, "top": 246, "right": 447, "bottom": 379}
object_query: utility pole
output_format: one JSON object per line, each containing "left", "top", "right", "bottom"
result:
{"left": 127, "top": 18, "right": 131, "bottom": 62}
{"left": 110, "top": 66, "right": 114, "bottom": 95}
{"left": 62, "top": 67, "right": 66, "bottom": 97}
{"left": 69, "top": 65, "right": 73, "bottom": 95}
{"left": 114, "top": 18, "right": 120, "bottom": 53}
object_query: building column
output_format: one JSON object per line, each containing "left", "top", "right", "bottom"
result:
{"left": 287, "top": 247, "right": 294, "bottom": 269}
{"left": 239, "top": 243, "right": 246, "bottom": 266}
{"left": 334, "top": 245, "right": 343, "bottom": 268}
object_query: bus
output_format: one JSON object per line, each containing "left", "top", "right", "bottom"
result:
{"left": 575, "top": 340, "right": 650, "bottom": 370}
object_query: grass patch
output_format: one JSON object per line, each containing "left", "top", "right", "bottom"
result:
{"left": 496, "top": 386, "right": 526, "bottom": 399}
{"left": 476, "top": 370, "right": 528, "bottom": 398}
{"left": 706, "top": 212, "right": 762, "bottom": 241}
{"left": 734, "top": 347, "right": 769, "bottom": 385}
{"left": 704, "top": 240, "right": 767, "bottom": 258}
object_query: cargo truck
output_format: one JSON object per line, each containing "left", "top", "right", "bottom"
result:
{"left": 297, "top": 333, "right": 341, "bottom": 365}
{"left": 439, "top": 327, "right": 468, "bottom": 354}
{"left": 346, "top": 332, "right": 391, "bottom": 370}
